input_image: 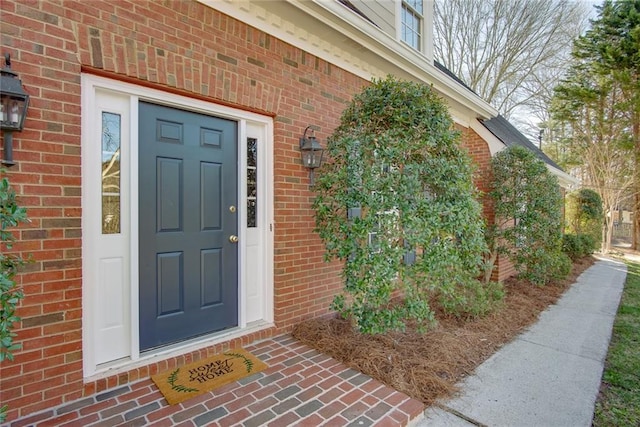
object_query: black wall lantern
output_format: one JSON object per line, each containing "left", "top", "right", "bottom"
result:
{"left": 299, "top": 125, "right": 324, "bottom": 186}
{"left": 1, "top": 54, "right": 30, "bottom": 167}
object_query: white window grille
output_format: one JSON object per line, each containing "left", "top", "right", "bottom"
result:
{"left": 401, "top": 0, "right": 423, "bottom": 51}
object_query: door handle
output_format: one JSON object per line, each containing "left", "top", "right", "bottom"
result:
{"left": 229, "top": 235, "right": 238, "bottom": 243}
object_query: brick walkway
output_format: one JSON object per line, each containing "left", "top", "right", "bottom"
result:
{"left": 7, "top": 335, "right": 426, "bottom": 426}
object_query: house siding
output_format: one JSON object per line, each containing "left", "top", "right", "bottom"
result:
{"left": 348, "top": 0, "right": 396, "bottom": 35}
{"left": 0, "top": 0, "right": 357, "bottom": 420}
{"left": 0, "top": 0, "right": 497, "bottom": 422}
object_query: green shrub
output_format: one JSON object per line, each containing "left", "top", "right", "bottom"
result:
{"left": 549, "top": 251, "right": 573, "bottom": 281}
{"left": 439, "top": 280, "right": 504, "bottom": 319}
{"left": 562, "top": 234, "right": 584, "bottom": 260}
{"left": 514, "top": 248, "right": 571, "bottom": 286}
{"left": 488, "top": 146, "right": 568, "bottom": 285}
{"left": 565, "top": 189, "right": 603, "bottom": 247}
{"left": 562, "top": 233, "right": 597, "bottom": 260}
{"left": 314, "top": 76, "right": 492, "bottom": 334}
{"left": 578, "top": 234, "right": 597, "bottom": 256}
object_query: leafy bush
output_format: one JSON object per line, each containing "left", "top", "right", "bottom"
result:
{"left": 488, "top": 145, "right": 568, "bottom": 285}
{"left": 1, "top": 171, "right": 28, "bottom": 363}
{"left": 565, "top": 189, "right": 603, "bottom": 248}
{"left": 314, "top": 76, "right": 492, "bottom": 333}
{"left": 546, "top": 251, "right": 573, "bottom": 282}
{"left": 579, "top": 234, "right": 597, "bottom": 256}
{"left": 562, "top": 233, "right": 597, "bottom": 260}
{"left": 562, "top": 234, "right": 583, "bottom": 260}
{"left": 439, "top": 280, "right": 505, "bottom": 319}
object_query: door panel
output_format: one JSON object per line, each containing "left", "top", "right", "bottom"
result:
{"left": 139, "top": 102, "right": 238, "bottom": 351}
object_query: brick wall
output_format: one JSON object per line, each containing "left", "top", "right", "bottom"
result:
{"left": 459, "top": 126, "right": 493, "bottom": 219}
{"left": 459, "top": 126, "right": 516, "bottom": 282}
{"left": 0, "top": 0, "right": 358, "bottom": 420}
{"left": 0, "top": 0, "right": 503, "bottom": 421}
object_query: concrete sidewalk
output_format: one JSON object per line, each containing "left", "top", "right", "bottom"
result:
{"left": 415, "top": 257, "right": 627, "bottom": 427}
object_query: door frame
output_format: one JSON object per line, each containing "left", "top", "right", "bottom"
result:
{"left": 81, "top": 74, "right": 274, "bottom": 378}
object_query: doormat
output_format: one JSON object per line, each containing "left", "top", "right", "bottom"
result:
{"left": 151, "top": 348, "right": 268, "bottom": 405}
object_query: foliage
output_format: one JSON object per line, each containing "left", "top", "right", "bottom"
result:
{"left": 562, "top": 233, "right": 597, "bottom": 261}
{"left": 565, "top": 188, "right": 603, "bottom": 246}
{"left": 551, "top": 0, "right": 639, "bottom": 252}
{"left": 566, "top": 188, "right": 603, "bottom": 228}
{"left": 438, "top": 280, "right": 505, "bottom": 319}
{"left": 593, "top": 259, "right": 640, "bottom": 426}
{"left": 1, "top": 171, "right": 28, "bottom": 363}
{"left": 313, "top": 76, "right": 492, "bottom": 334}
{"left": 488, "top": 145, "right": 569, "bottom": 285}
{"left": 583, "top": 0, "right": 640, "bottom": 250}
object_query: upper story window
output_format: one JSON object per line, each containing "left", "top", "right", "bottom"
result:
{"left": 401, "top": 0, "right": 423, "bottom": 51}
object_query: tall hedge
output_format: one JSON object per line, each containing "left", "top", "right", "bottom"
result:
{"left": 489, "top": 145, "right": 570, "bottom": 285}
{"left": 313, "top": 76, "right": 491, "bottom": 333}
{"left": 566, "top": 188, "right": 603, "bottom": 244}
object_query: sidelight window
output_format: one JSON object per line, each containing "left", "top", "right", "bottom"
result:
{"left": 101, "top": 112, "right": 121, "bottom": 234}
{"left": 247, "top": 137, "right": 257, "bottom": 228}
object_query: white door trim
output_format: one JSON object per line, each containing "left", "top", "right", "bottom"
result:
{"left": 81, "top": 74, "right": 274, "bottom": 378}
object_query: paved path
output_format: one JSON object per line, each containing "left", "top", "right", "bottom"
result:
{"left": 7, "top": 258, "right": 625, "bottom": 427}
{"left": 415, "top": 258, "right": 627, "bottom": 427}
{"left": 8, "top": 336, "right": 424, "bottom": 427}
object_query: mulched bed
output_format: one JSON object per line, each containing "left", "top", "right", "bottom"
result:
{"left": 292, "top": 256, "right": 596, "bottom": 406}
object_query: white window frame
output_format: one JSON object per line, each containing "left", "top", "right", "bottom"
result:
{"left": 398, "top": 0, "right": 424, "bottom": 52}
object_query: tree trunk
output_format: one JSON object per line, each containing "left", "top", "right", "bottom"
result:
{"left": 633, "top": 114, "right": 640, "bottom": 250}
{"left": 603, "top": 207, "right": 615, "bottom": 253}
{"left": 602, "top": 218, "right": 607, "bottom": 253}
{"left": 634, "top": 193, "right": 640, "bottom": 250}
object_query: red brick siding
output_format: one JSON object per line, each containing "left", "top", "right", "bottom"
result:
{"left": 0, "top": 1, "right": 506, "bottom": 422}
{"left": 459, "top": 126, "right": 516, "bottom": 282}
{"left": 459, "top": 125, "right": 493, "bottom": 220}
{"left": 0, "top": 0, "right": 361, "bottom": 421}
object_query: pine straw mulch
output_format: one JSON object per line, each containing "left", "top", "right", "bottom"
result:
{"left": 292, "top": 256, "right": 596, "bottom": 406}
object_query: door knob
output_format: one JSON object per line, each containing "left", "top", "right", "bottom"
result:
{"left": 229, "top": 235, "right": 238, "bottom": 243}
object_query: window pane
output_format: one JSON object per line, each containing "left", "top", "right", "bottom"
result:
{"left": 102, "top": 112, "right": 121, "bottom": 234}
{"left": 402, "top": 2, "right": 422, "bottom": 50}
{"left": 247, "top": 168, "right": 257, "bottom": 198}
{"left": 247, "top": 138, "right": 257, "bottom": 228}
{"left": 406, "top": 0, "right": 423, "bottom": 12}
{"left": 247, "top": 137, "right": 257, "bottom": 167}
{"left": 247, "top": 199, "right": 257, "bottom": 228}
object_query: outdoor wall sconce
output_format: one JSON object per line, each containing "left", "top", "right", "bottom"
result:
{"left": 1, "top": 54, "right": 30, "bottom": 167}
{"left": 299, "top": 125, "right": 324, "bottom": 186}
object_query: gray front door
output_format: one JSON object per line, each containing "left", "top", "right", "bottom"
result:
{"left": 139, "top": 102, "right": 238, "bottom": 351}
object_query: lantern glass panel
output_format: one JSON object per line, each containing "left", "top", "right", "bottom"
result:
{"left": 310, "top": 149, "right": 323, "bottom": 168}
{"left": 301, "top": 150, "right": 320, "bottom": 168}
{"left": 0, "top": 95, "right": 28, "bottom": 131}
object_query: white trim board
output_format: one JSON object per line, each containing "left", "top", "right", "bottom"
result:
{"left": 199, "top": 0, "right": 497, "bottom": 122}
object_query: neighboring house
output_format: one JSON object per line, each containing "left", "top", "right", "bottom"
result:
{"left": 612, "top": 205, "right": 634, "bottom": 241}
{"left": 0, "top": 1, "right": 566, "bottom": 422}
{"left": 614, "top": 208, "right": 634, "bottom": 225}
